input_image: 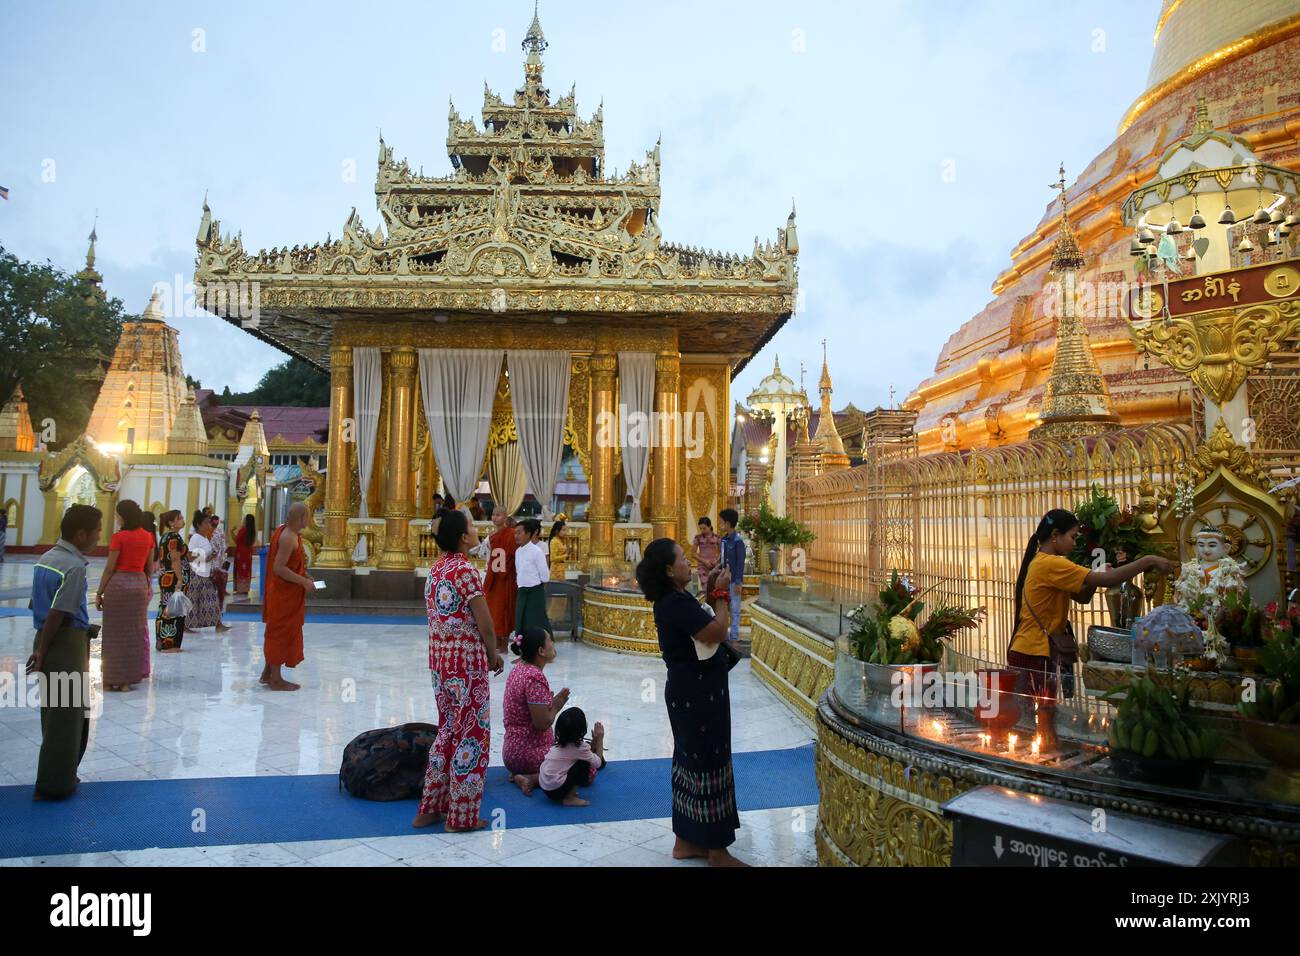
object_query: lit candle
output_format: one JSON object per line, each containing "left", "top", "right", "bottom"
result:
{"left": 1007, "top": 733, "right": 1019, "bottom": 753}
{"left": 1031, "top": 735, "right": 1041, "bottom": 756}
{"left": 931, "top": 720, "right": 943, "bottom": 738}
{"left": 979, "top": 733, "right": 990, "bottom": 749}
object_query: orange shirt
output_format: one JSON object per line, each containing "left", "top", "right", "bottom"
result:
{"left": 1009, "top": 553, "right": 1090, "bottom": 657}
{"left": 110, "top": 528, "right": 155, "bottom": 573}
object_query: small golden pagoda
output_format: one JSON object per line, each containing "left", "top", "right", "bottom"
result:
{"left": 194, "top": 8, "right": 798, "bottom": 576}
{"left": 1030, "top": 166, "right": 1121, "bottom": 441}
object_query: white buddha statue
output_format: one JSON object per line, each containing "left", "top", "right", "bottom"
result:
{"left": 1173, "top": 528, "right": 1246, "bottom": 662}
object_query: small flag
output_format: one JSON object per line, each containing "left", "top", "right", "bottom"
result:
{"left": 0, "top": 186, "right": 8, "bottom": 200}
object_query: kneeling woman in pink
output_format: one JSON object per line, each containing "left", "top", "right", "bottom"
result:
{"left": 503, "top": 627, "right": 569, "bottom": 795}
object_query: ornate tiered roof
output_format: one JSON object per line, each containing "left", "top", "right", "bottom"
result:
{"left": 194, "top": 8, "right": 798, "bottom": 372}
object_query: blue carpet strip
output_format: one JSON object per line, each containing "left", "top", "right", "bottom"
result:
{"left": 0, "top": 746, "right": 815, "bottom": 858}
{"left": 0, "top": 607, "right": 426, "bottom": 626}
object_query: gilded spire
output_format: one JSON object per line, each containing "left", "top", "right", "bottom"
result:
{"left": 1030, "top": 166, "right": 1119, "bottom": 441}
{"left": 1050, "top": 163, "right": 1085, "bottom": 272}
{"left": 523, "top": 1, "right": 547, "bottom": 81}
{"left": 813, "top": 341, "right": 848, "bottom": 460}
{"left": 1193, "top": 93, "right": 1214, "bottom": 134}
{"left": 75, "top": 216, "right": 103, "bottom": 294}
{"left": 239, "top": 408, "right": 270, "bottom": 458}
{"left": 0, "top": 383, "right": 38, "bottom": 453}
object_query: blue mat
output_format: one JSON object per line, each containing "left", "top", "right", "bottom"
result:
{"left": 0, "top": 746, "right": 815, "bottom": 858}
{"left": 0, "top": 607, "right": 426, "bottom": 626}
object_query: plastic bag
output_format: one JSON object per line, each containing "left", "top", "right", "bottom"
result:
{"left": 165, "top": 590, "right": 194, "bottom": 619}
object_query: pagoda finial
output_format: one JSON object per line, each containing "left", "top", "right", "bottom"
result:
{"left": 1049, "top": 162, "right": 1084, "bottom": 272}
{"left": 1193, "top": 94, "right": 1214, "bottom": 134}
{"left": 523, "top": 1, "right": 547, "bottom": 81}
{"left": 819, "top": 339, "right": 832, "bottom": 391}
{"left": 86, "top": 213, "right": 98, "bottom": 269}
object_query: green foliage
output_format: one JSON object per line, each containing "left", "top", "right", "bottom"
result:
{"left": 738, "top": 500, "right": 815, "bottom": 547}
{"left": 219, "top": 358, "right": 329, "bottom": 407}
{"left": 1215, "top": 589, "right": 1262, "bottom": 648}
{"left": 0, "top": 244, "right": 126, "bottom": 443}
{"left": 1240, "top": 623, "right": 1300, "bottom": 724}
{"left": 1103, "top": 667, "right": 1217, "bottom": 761}
{"left": 846, "top": 570, "right": 984, "bottom": 665}
{"left": 1069, "top": 484, "right": 1166, "bottom": 568}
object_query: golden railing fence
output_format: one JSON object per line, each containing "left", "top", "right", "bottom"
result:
{"left": 790, "top": 424, "right": 1195, "bottom": 664}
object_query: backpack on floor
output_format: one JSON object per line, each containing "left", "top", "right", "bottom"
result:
{"left": 338, "top": 723, "right": 438, "bottom": 801}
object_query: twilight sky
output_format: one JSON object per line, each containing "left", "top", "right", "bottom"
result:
{"left": 0, "top": 0, "right": 1158, "bottom": 407}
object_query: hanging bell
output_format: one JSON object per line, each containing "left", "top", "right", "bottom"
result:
{"left": 1188, "top": 209, "right": 1206, "bottom": 229}
{"left": 1253, "top": 206, "right": 1272, "bottom": 225}
{"left": 1271, "top": 208, "right": 1286, "bottom": 224}
{"left": 1128, "top": 238, "right": 1143, "bottom": 256}
{"left": 1287, "top": 214, "right": 1300, "bottom": 228}
{"left": 1166, "top": 217, "right": 1183, "bottom": 234}
{"left": 1218, "top": 205, "right": 1236, "bottom": 225}
{"left": 1138, "top": 226, "right": 1157, "bottom": 244}
{"left": 1238, "top": 235, "right": 1255, "bottom": 253}
{"left": 1267, "top": 228, "right": 1280, "bottom": 246}
{"left": 1281, "top": 223, "right": 1293, "bottom": 238}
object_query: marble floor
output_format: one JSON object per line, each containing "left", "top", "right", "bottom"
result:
{"left": 0, "top": 556, "right": 818, "bottom": 867}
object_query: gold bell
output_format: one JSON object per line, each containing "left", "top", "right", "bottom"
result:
{"left": 1138, "top": 227, "right": 1156, "bottom": 244}
{"left": 1188, "top": 209, "right": 1206, "bottom": 229}
{"left": 1218, "top": 205, "right": 1236, "bottom": 225}
{"left": 1238, "top": 235, "right": 1255, "bottom": 253}
{"left": 1253, "top": 206, "right": 1272, "bottom": 225}
{"left": 1166, "top": 217, "right": 1183, "bottom": 234}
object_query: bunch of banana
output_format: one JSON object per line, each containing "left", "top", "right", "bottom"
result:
{"left": 1239, "top": 682, "right": 1300, "bottom": 724}
{"left": 1104, "top": 669, "right": 1216, "bottom": 761}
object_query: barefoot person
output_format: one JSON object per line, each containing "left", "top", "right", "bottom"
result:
{"left": 26, "top": 505, "right": 101, "bottom": 801}
{"left": 261, "top": 502, "right": 313, "bottom": 691}
{"left": 96, "top": 499, "right": 154, "bottom": 692}
{"left": 636, "top": 538, "right": 745, "bottom": 867}
{"left": 414, "top": 508, "right": 504, "bottom": 832}
{"left": 483, "top": 510, "right": 519, "bottom": 649}
{"left": 502, "top": 627, "right": 568, "bottom": 795}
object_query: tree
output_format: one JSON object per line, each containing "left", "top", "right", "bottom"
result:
{"left": 0, "top": 244, "right": 126, "bottom": 444}
{"left": 220, "top": 358, "right": 329, "bottom": 407}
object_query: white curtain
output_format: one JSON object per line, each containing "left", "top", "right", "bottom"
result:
{"left": 488, "top": 441, "right": 528, "bottom": 517}
{"left": 507, "top": 350, "right": 570, "bottom": 519}
{"left": 353, "top": 347, "right": 382, "bottom": 519}
{"left": 618, "top": 352, "right": 655, "bottom": 523}
{"left": 418, "top": 348, "right": 503, "bottom": 504}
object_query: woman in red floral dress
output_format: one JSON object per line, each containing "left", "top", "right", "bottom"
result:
{"left": 414, "top": 509, "right": 504, "bottom": 833}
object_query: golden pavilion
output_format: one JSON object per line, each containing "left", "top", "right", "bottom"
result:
{"left": 193, "top": 9, "right": 798, "bottom": 582}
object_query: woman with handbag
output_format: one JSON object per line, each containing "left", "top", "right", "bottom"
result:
{"left": 1010, "top": 509, "right": 1176, "bottom": 740}
{"left": 636, "top": 538, "right": 745, "bottom": 867}
{"left": 186, "top": 512, "right": 228, "bottom": 632}
{"left": 156, "top": 510, "right": 191, "bottom": 652}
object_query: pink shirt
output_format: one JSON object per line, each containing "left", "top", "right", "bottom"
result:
{"left": 538, "top": 741, "right": 601, "bottom": 792}
{"left": 503, "top": 662, "right": 554, "bottom": 755}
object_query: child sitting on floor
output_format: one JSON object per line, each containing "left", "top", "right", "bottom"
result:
{"left": 538, "top": 707, "right": 606, "bottom": 807}
{"left": 503, "top": 627, "right": 569, "bottom": 796}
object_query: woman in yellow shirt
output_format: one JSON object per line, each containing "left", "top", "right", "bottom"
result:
{"left": 547, "top": 515, "right": 568, "bottom": 581}
{"left": 1010, "top": 508, "right": 1176, "bottom": 704}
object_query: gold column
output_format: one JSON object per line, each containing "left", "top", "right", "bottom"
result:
{"left": 316, "top": 344, "right": 353, "bottom": 568}
{"left": 379, "top": 347, "right": 417, "bottom": 570}
{"left": 587, "top": 351, "right": 617, "bottom": 572}
{"left": 651, "top": 352, "right": 680, "bottom": 541}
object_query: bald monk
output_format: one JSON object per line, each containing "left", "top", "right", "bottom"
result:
{"left": 261, "top": 502, "right": 313, "bottom": 691}
{"left": 483, "top": 511, "right": 519, "bottom": 649}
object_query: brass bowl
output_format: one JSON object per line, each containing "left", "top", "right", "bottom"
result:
{"left": 1086, "top": 625, "right": 1134, "bottom": 664}
{"left": 1241, "top": 718, "right": 1300, "bottom": 771}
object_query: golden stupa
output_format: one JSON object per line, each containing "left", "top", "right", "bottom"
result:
{"left": 905, "top": 0, "right": 1300, "bottom": 453}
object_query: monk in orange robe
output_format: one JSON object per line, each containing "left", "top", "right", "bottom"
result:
{"left": 261, "top": 502, "right": 313, "bottom": 691}
{"left": 483, "top": 511, "right": 518, "bottom": 648}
